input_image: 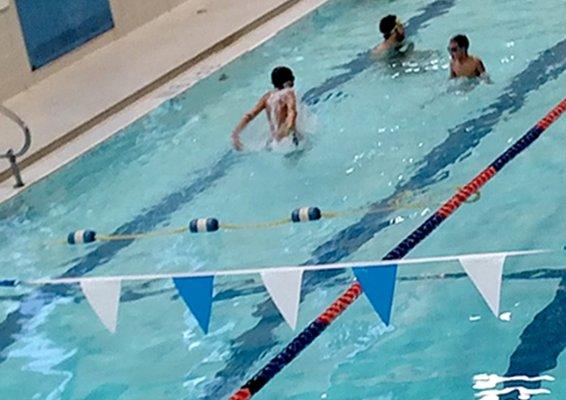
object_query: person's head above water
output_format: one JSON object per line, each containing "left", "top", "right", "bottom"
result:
{"left": 379, "top": 15, "right": 405, "bottom": 42}
{"left": 271, "top": 66, "right": 295, "bottom": 90}
{"left": 448, "top": 34, "right": 470, "bottom": 59}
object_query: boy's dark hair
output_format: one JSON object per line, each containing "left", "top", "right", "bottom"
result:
{"left": 379, "top": 15, "right": 397, "bottom": 39}
{"left": 271, "top": 66, "right": 295, "bottom": 89}
{"left": 451, "top": 34, "right": 470, "bottom": 51}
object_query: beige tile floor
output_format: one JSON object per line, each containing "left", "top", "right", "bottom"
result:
{"left": 0, "top": 0, "right": 326, "bottom": 202}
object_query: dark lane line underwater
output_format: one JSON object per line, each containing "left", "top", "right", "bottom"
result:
{"left": 302, "top": 0, "right": 456, "bottom": 105}
{"left": 500, "top": 272, "right": 566, "bottom": 400}
{"left": 204, "top": 40, "right": 566, "bottom": 398}
{"left": 0, "top": 0, "right": 455, "bottom": 360}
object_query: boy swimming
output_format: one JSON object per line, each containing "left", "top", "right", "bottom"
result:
{"left": 448, "top": 34, "right": 488, "bottom": 79}
{"left": 373, "top": 15, "right": 413, "bottom": 58}
{"left": 231, "top": 66, "right": 300, "bottom": 151}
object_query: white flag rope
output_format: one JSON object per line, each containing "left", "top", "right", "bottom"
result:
{"left": 30, "top": 249, "right": 551, "bottom": 286}
{"left": 5, "top": 248, "right": 557, "bottom": 333}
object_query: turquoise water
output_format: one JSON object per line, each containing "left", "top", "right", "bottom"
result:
{"left": 0, "top": 0, "right": 565, "bottom": 398}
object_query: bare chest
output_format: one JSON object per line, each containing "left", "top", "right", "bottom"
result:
{"left": 453, "top": 59, "right": 479, "bottom": 77}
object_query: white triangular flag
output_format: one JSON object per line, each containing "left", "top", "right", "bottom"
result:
{"left": 459, "top": 254, "right": 506, "bottom": 316}
{"left": 261, "top": 269, "right": 303, "bottom": 330}
{"left": 80, "top": 279, "right": 121, "bottom": 333}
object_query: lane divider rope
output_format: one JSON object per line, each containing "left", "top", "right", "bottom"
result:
{"left": 64, "top": 190, "right": 470, "bottom": 245}
{"left": 228, "top": 97, "right": 566, "bottom": 400}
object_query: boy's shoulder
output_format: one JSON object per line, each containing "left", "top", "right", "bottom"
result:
{"left": 470, "top": 54, "right": 484, "bottom": 65}
{"left": 260, "top": 91, "right": 273, "bottom": 102}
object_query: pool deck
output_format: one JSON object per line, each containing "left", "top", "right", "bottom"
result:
{"left": 0, "top": 0, "right": 327, "bottom": 204}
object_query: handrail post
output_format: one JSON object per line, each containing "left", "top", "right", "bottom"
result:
{"left": 6, "top": 149, "right": 24, "bottom": 188}
{"left": 1, "top": 104, "right": 31, "bottom": 188}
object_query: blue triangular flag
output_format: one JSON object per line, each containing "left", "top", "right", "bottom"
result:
{"left": 354, "top": 264, "right": 397, "bottom": 325}
{"left": 173, "top": 276, "right": 214, "bottom": 334}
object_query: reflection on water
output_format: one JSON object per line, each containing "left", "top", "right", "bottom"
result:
{"left": 473, "top": 373, "right": 554, "bottom": 399}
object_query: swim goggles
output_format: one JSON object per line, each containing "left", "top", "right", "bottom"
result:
{"left": 447, "top": 45, "right": 461, "bottom": 54}
{"left": 390, "top": 18, "right": 403, "bottom": 36}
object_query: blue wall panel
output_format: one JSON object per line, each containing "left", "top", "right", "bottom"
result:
{"left": 15, "top": 0, "right": 115, "bottom": 70}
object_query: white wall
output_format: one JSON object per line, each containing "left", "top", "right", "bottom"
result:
{"left": 0, "top": 0, "right": 192, "bottom": 101}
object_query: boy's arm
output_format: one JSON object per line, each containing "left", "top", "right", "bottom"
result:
{"left": 372, "top": 43, "right": 386, "bottom": 57}
{"left": 476, "top": 58, "right": 492, "bottom": 83}
{"left": 476, "top": 58, "right": 486, "bottom": 75}
{"left": 231, "top": 95, "right": 267, "bottom": 150}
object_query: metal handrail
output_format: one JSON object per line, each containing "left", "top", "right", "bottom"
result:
{"left": 0, "top": 104, "right": 31, "bottom": 187}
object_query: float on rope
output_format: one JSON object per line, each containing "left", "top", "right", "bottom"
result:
{"left": 67, "top": 230, "right": 97, "bottom": 245}
{"left": 291, "top": 207, "right": 322, "bottom": 223}
{"left": 189, "top": 218, "right": 220, "bottom": 233}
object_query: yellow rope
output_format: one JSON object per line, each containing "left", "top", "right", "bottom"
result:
{"left": 220, "top": 218, "right": 291, "bottom": 230}
{"left": 321, "top": 207, "right": 366, "bottom": 218}
{"left": 97, "top": 227, "right": 188, "bottom": 241}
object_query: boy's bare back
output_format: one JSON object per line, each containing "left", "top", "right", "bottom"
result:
{"left": 231, "top": 66, "right": 298, "bottom": 151}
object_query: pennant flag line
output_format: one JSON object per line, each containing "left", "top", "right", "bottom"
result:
{"left": 354, "top": 264, "right": 398, "bottom": 326}
{"left": 11, "top": 249, "right": 557, "bottom": 336}
{"left": 173, "top": 276, "right": 214, "bottom": 333}
{"left": 80, "top": 279, "right": 121, "bottom": 333}
{"left": 458, "top": 254, "right": 506, "bottom": 316}
{"left": 261, "top": 268, "right": 304, "bottom": 330}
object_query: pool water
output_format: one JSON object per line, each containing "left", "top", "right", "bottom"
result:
{"left": 1, "top": 0, "right": 565, "bottom": 399}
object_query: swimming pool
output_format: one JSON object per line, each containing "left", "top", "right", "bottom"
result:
{"left": 0, "top": 0, "right": 565, "bottom": 398}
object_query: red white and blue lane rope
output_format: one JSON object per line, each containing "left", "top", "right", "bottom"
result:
{"left": 229, "top": 97, "right": 566, "bottom": 400}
